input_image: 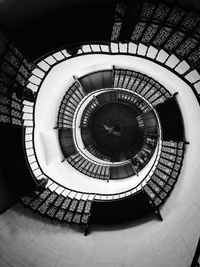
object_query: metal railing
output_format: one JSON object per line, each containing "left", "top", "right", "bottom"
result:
{"left": 22, "top": 40, "right": 192, "bottom": 202}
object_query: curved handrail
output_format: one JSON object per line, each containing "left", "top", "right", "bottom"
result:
{"left": 31, "top": 41, "right": 200, "bottom": 105}
{"left": 33, "top": 41, "right": 110, "bottom": 64}
{"left": 72, "top": 87, "right": 161, "bottom": 168}
{"left": 23, "top": 41, "right": 192, "bottom": 201}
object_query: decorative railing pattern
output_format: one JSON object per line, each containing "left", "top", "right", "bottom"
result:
{"left": 21, "top": 186, "right": 94, "bottom": 232}
{"left": 113, "top": 68, "right": 171, "bottom": 106}
{"left": 68, "top": 153, "right": 110, "bottom": 181}
{"left": 144, "top": 140, "right": 185, "bottom": 206}
{"left": 0, "top": 40, "right": 34, "bottom": 126}
{"left": 111, "top": 3, "right": 127, "bottom": 43}
{"left": 20, "top": 39, "right": 192, "bottom": 232}
{"left": 111, "top": 1, "right": 200, "bottom": 94}
{"left": 57, "top": 80, "right": 85, "bottom": 129}
{"left": 86, "top": 144, "right": 111, "bottom": 162}
{"left": 80, "top": 97, "right": 100, "bottom": 128}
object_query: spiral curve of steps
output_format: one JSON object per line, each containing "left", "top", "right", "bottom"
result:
{"left": 18, "top": 1, "right": 200, "bottom": 233}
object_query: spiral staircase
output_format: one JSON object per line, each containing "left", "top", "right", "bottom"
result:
{"left": 21, "top": 43, "right": 188, "bottom": 228}
{"left": 1, "top": 0, "right": 200, "bottom": 266}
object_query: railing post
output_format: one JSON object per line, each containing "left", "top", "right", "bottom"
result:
{"left": 84, "top": 217, "right": 90, "bottom": 236}
{"left": 191, "top": 237, "right": 200, "bottom": 267}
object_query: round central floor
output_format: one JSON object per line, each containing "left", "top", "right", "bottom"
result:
{"left": 90, "top": 103, "right": 143, "bottom": 154}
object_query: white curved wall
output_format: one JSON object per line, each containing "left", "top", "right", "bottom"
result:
{"left": 34, "top": 54, "right": 200, "bottom": 197}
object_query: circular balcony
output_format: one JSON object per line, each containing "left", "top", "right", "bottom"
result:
{"left": 59, "top": 82, "right": 161, "bottom": 180}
